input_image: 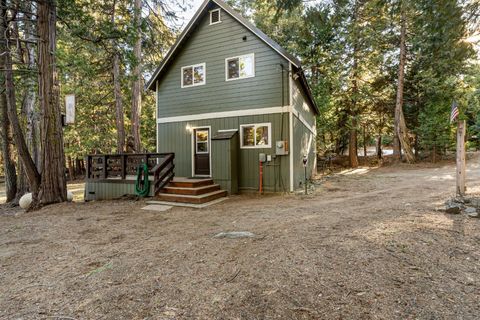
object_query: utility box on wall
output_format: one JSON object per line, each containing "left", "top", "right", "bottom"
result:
{"left": 275, "top": 140, "right": 289, "bottom": 155}
{"left": 211, "top": 130, "right": 239, "bottom": 194}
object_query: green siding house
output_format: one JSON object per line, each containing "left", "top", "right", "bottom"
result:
{"left": 146, "top": 0, "right": 319, "bottom": 193}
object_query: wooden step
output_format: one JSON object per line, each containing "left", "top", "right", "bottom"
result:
{"left": 161, "top": 184, "right": 220, "bottom": 196}
{"left": 168, "top": 178, "right": 214, "bottom": 188}
{"left": 155, "top": 189, "right": 227, "bottom": 204}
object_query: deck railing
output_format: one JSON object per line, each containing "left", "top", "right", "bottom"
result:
{"left": 86, "top": 153, "right": 175, "bottom": 195}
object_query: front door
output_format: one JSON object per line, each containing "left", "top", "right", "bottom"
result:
{"left": 194, "top": 128, "right": 210, "bottom": 176}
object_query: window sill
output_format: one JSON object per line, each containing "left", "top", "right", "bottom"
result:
{"left": 226, "top": 75, "right": 255, "bottom": 82}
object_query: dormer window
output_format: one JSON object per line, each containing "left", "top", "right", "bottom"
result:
{"left": 210, "top": 9, "right": 221, "bottom": 25}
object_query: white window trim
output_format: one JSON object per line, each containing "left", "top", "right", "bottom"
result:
{"left": 195, "top": 129, "right": 209, "bottom": 154}
{"left": 190, "top": 126, "right": 212, "bottom": 177}
{"left": 181, "top": 63, "right": 206, "bottom": 88}
{"left": 209, "top": 8, "right": 221, "bottom": 25}
{"left": 240, "top": 122, "right": 272, "bottom": 149}
{"left": 225, "top": 53, "right": 255, "bottom": 81}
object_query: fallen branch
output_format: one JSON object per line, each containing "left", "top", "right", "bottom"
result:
{"left": 226, "top": 269, "right": 240, "bottom": 283}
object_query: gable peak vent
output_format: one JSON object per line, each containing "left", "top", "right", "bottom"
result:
{"left": 210, "top": 9, "right": 221, "bottom": 25}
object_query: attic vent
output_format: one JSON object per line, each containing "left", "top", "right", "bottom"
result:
{"left": 210, "top": 9, "right": 221, "bottom": 25}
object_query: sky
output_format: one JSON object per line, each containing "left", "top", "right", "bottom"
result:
{"left": 178, "top": 0, "right": 205, "bottom": 25}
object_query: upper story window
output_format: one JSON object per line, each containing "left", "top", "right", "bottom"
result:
{"left": 210, "top": 9, "right": 221, "bottom": 25}
{"left": 240, "top": 123, "right": 271, "bottom": 149}
{"left": 225, "top": 53, "right": 255, "bottom": 81}
{"left": 181, "top": 63, "right": 206, "bottom": 88}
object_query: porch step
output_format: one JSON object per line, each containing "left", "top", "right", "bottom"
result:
{"left": 168, "top": 178, "right": 214, "bottom": 188}
{"left": 161, "top": 184, "right": 221, "bottom": 196}
{"left": 155, "top": 189, "right": 228, "bottom": 204}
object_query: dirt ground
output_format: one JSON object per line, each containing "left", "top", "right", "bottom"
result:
{"left": 1, "top": 155, "right": 479, "bottom": 320}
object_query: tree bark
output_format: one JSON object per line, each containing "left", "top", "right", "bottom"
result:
{"left": 37, "top": 0, "right": 67, "bottom": 204}
{"left": 363, "top": 124, "right": 367, "bottom": 157}
{"left": 1, "top": 0, "right": 40, "bottom": 197}
{"left": 0, "top": 86, "right": 17, "bottom": 203}
{"left": 0, "top": 0, "right": 17, "bottom": 203}
{"left": 394, "top": 5, "right": 415, "bottom": 163}
{"left": 393, "top": 134, "right": 401, "bottom": 160}
{"left": 131, "top": 0, "right": 142, "bottom": 152}
{"left": 349, "top": 118, "right": 359, "bottom": 167}
{"left": 376, "top": 135, "right": 382, "bottom": 159}
{"left": 24, "top": 0, "right": 40, "bottom": 168}
{"left": 349, "top": 0, "right": 359, "bottom": 168}
{"left": 111, "top": 0, "right": 125, "bottom": 154}
{"left": 15, "top": 162, "right": 29, "bottom": 203}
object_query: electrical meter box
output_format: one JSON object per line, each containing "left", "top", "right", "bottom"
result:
{"left": 276, "top": 140, "right": 289, "bottom": 155}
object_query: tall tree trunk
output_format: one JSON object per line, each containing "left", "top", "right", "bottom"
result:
{"left": 376, "top": 135, "right": 382, "bottom": 159}
{"left": 0, "top": 91, "right": 17, "bottom": 203}
{"left": 363, "top": 124, "right": 367, "bottom": 157}
{"left": 1, "top": 0, "right": 40, "bottom": 196}
{"left": 0, "top": 88, "right": 17, "bottom": 203}
{"left": 24, "top": 0, "right": 40, "bottom": 168}
{"left": 349, "top": 118, "right": 359, "bottom": 167}
{"left": 393, "top": 134, "right": 401, "bottom": 160}
{"left": 349, "top": 0, "right": 359, "bottom": 168}
{"left": 131, "top": 0, "right": 142, "bottom": 152}
{"left": 112, "top": 0, "right": 125, "bottom": 153}
{"left": 15, "top": 163, "right": 29, "bottom": 203}
{"left": 37, "top": 0, "right": 67, "bottom": 204}
{"left": 394, "top": 5, "right": 415, "bottom": 163}
{"left": 0, "top": 0, "right": 17, "bottom": 203}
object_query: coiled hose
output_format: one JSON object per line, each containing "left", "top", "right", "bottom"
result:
{"left": 134, "top": 163, "right": 150, "bottom": 197}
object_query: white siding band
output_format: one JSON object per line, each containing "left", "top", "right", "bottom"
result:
{"left": 157, "top": 106, "right": 290, "bottom": 123}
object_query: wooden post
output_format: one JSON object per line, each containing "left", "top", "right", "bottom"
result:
{"left": 456, "top": 120, "right": 466, "bottom": 196}
{"left": 103, "top": 155, "right": 108, "bottom": 179}
{"left": 121, "top": 154, "right": 126, "bottom": 180}
{"left": 363, "top": 124, "right": 367, "bottom": 157}
{"left": 85, "top": 156, "right": 90, "bottom": 180}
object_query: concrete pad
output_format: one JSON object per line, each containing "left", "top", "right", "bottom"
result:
{"left": 141, "top": 204, "right": 173, "bottom": 212}
{"left": 146, "top": 197, "right": 228, "bottom": 209}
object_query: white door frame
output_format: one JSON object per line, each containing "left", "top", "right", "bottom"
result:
{"left": 191, "top": 126, "right": 212, "bottom": 177}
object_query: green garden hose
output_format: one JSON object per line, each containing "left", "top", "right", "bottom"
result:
{"left": 134, "top": 163, "right": 150, "bottom": 197}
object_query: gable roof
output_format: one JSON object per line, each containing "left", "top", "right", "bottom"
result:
{"left": 146, "top": 0, "right": 319, "bottom": 115}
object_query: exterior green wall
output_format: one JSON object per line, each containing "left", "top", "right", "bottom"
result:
{"left": 157, "top": 113, "right": 290, "bottom": 192}
{"left": 156, "top": 4, "right": 289, "bottom": 118}
{"left": 290, "top": 67, "right": 317, "bottom": 190}
{"left": 292, "top": 74, "right": 316, "bottom": 128}
{"left": 292, "top": 114, "right": 316, "bottom": 190}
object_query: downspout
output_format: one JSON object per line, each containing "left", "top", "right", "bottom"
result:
{"left": 279, "top": 63, "right": 287, "bottom": 192}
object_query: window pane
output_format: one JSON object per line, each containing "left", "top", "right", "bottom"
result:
{"left": 240, "top": 55, "right": 254, "bottom": 78}
{"left": 197, "top": 142, "right": 208, "bottom": 153}
{"left": 242, "top": 126, "right": 255, "bottom": 146}
{"left": 196, "top": 130, "right": 208, "bottom": 142}
{"left": 193, "top": 65, "right": 204, "bottom": 84}
{"left": 255, "top": 126, "right": 269, "bottom": 146}
{"left": 183, "top": 67, "right": 193, "bottom": 86}
{"left": 227, "top": 58, "right": 239, "bottom": 79}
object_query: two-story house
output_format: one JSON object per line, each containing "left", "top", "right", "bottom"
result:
{"left": 146, "top": 0, "right": 319, "bottom": 194}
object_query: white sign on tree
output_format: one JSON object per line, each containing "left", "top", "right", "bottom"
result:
{"left": 65, "top": 94, "right": 75, "bottom": 124}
